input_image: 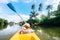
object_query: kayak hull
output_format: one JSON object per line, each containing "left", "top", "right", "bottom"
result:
{"left": 9, "top": 31, "right": 40, "bottom": 40}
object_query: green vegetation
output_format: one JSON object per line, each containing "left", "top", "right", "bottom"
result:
{"left": 0, "top": 18, "right": 8, "bottom": 29}
{"left": 39, "top": 4, "right": 60, "bottom": 27}
{"left": 27, "top": 18, "right": 40, "bottom": 28}
{"left": 9, "top": 22, "right": 14, "bottom": 26}
{"left": 30, "top": 4, "right": 38, "bottom": 19}
{"left": 46, "top": 5, "right": 52, "bottom": 18}
{"left": 19, "top": 21, "right": 25, "bottom": 26}
{"left": 27, "top": 3, "right": 60, "bottom": 27}
{"left": 19, "top": 3, "right": 60, "bottom": 28}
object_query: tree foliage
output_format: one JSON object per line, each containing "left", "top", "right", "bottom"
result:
{"left": 30, "top": 4, "right": 38, "bottom": 19}
{"left": 38, "top": 3, "right": 43, "bottom": 11}
{"left": 46, "top": 5, "right": 52, "bottom": 18}
{"left": 0, "top": 18, "right": 8, "bottom": 29}
{"left": 28, "top": 3, "right": 60, "bottom": 27}
{"left": 39, "top": 4, "right": 60, "bottom": 27}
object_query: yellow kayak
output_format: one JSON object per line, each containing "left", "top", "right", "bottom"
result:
{"left": 9, "top": 31, "right": 40, "bottom": 40}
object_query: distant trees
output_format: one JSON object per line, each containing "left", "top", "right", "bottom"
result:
{"left": 0, "top": 18, "right": 8, "bottom": 26}
{"left": 30, "top": 4, "right": 38, "bottom": 19}
{"left": 39, "top": 4, "right": 60, "bottom": 27}
{"left": 19, "top": 21, "right": 25, "bottom": 26}
{"left": 31, "top": 4, "right": 35, "bottom": 12}
{"left": 53, "top": 4, "right": 60, "bottom": 17}
{"left": 58, "top": 4, "right": 60, "bottom": 10}
{"left": 27, "top": 18, "right": 40, "bottom": 27}
{"left": 27, "top": 3, "right": 60, "bottom": 27}
{"left": 38, "top": 3, "right": 42, "bottom": 11}
{"left": 0, "top": 18, "right": 8, "bottom": 29}
{"left": 46, "top": 5, "right": 52, "bottom": 18}
{"left": 9, "top": 22, "right": 14, "bottom": 26}
{"left": 30, "top": 12, "right": 38, "bottom": 19}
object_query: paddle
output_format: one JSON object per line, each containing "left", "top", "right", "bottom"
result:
{"left": 7, "top": 3, "right": 26, "bottom": 23}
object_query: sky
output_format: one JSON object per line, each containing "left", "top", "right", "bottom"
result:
{"left": 0, "top": 0, "right": 60, "bottom": 23}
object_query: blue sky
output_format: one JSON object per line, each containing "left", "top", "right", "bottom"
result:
{"left": 0, "top": 0, "right": 60, "bottom": 23}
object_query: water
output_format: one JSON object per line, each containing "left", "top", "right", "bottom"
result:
{"left": 0, "top": 25, "right": 60, "bottom": 40}
{"left": 0, "top": 25, "right": 21, "bottom": 40}
{"left": 35, "top": 27, "right": 60, "bottom": 40}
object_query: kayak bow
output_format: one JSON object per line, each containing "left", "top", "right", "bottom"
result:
{"left": 9, "top": 31, "right": 40, "bottom": 40}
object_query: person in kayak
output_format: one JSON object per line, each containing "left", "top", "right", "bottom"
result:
{"left": 19, "top": 23, "right": 34, "bottom": 34}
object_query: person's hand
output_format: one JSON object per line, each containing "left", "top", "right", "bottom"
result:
{"left": 19, "top": 30, "right": 23, "bottom": 34}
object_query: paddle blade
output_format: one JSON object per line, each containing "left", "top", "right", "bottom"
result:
{"left": 7, "top": 3, "right": 16, "bottom": 12}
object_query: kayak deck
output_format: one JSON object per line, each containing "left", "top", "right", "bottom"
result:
{"left": 9, "top": 31, "right": 40, "bottom": 40}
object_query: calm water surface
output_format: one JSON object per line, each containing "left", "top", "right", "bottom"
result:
{"left": 0, "top": 25, "right": 60, "bottom": 40}
{"left": 36, "top": 27, "right": 60, "bottom": 40}
{"left": 0, "top": 25, "right": 21, "bottom": 40}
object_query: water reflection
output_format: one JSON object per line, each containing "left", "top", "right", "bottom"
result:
{"left": 0, "top": 25, "right": 21, "bottom": 40}
{"left": 36, "top": 29, "right": 60, "bottom": 40}
{"left": 0, "top": 25, "right": 8, "bottom": 30}
{"left": 0, "top": 25, "right": 60, "bottom": 40}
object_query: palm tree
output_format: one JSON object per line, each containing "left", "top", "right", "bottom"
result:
{"left": 31, "top": 4, "right": 35, "bottom": 12}
{"left": 58, "top": 3, "right": 60, "bottom": 10}
{"left": 38, "top": 3, "right": 43, "bottom": 19}
{"left": 30, "top": 11, "right": 38, "bottom": 19}
{"left": 30, "top": 4, "right": 38, "bottom": 19}
{"left": 46, "top": 5, "right": 52, "bottom": 18}
{"left": 38, "top": 3, "right": 42, "bottom": 11}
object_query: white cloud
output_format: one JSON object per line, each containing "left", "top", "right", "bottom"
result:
{"left": 0, "top": 7, "right": 3, "bottom": 13}
{"left": 11, "top": 0, "right": 18, "bottom": 2}
{"left": 0, "top": 13, "right": 29, "bottom": 23}
{"left": 36, "top": 11, "right": 47, "bottom": 19}
{"left": 0, "top": 0, "right": 9, "bottom": 4}
{"left": 45, "top": 0, "right": 60, "bottom": 11}
{"left": 0, "top": 0, "right": 37, "bottom": 4}
{"left": 0, "top": 0, "right": 18, "bottom": 4}
{"left": 22, "top": 0, "right": 37, "bottom": 3}
{"left": 52, "top": 0, "right": 60, "bottom": 11}
{"left": 45, "top": 0, "right": 50, "bottom": 5}
{"left": 23, "top": 0, "right": 33, "bottom": 3}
